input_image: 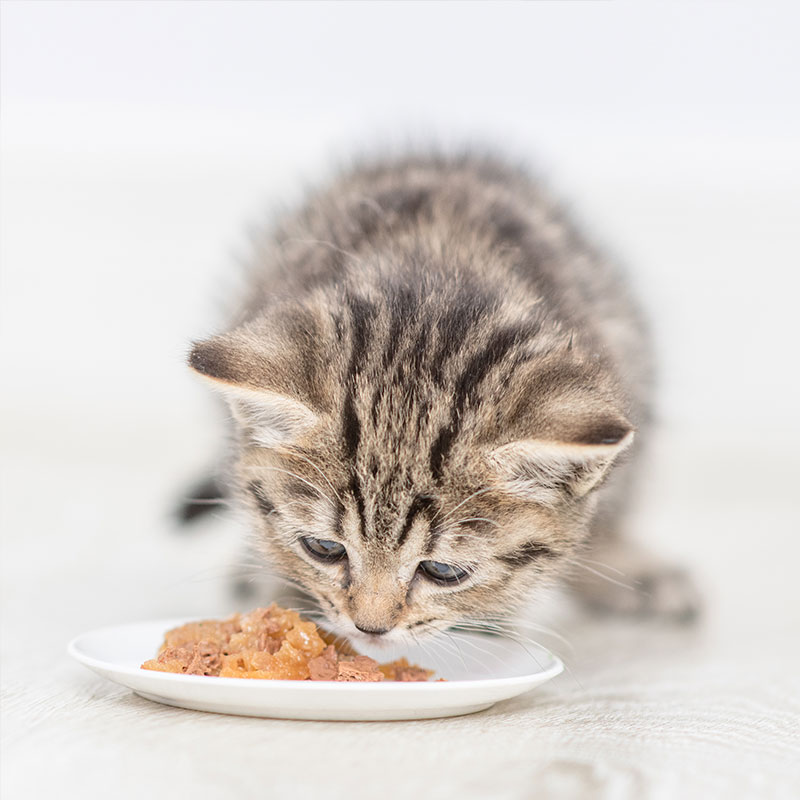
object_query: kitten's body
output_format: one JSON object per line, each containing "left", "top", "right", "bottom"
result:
{"left": 188, "top": 153, "right": 697, "bottom": 643}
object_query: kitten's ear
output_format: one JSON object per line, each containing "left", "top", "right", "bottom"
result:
{"left": 487, "top": 417, "right": 634, "bottom": 505}
{"left": 188, "top": 328, "right": 322, "bottom": 448}
{"left": 484, "top": 351, "right": 636, "bottom": 504}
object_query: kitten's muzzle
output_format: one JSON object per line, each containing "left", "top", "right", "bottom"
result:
{"left": 347, "top": 576, "right": 405, "bottom": 636}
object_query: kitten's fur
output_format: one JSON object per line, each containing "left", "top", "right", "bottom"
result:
{"left": 188, "top": 152, "right": 697, "bottom": 645}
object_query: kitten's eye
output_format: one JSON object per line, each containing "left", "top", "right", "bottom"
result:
{"left": 300, "top": 536, "right": 347, "bottom": 563}
{"left": 418, "top": 560, "right": 469, "bottom": 585}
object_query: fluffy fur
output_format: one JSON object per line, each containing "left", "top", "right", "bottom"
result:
{"left": 187, "top": 152, "right": 696, "bottom": 646}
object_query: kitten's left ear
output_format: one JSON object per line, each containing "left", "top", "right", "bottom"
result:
{"left": 487, "top": 419, "right": 634, "bottom": 505}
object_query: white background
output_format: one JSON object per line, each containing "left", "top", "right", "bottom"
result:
{"left": 2, "top": 4, "right": 800, "bottom": 797}
{"left": 3, "top": 0, "right": 799, "bottom": 446}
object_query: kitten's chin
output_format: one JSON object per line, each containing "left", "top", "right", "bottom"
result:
{"left": 346, "top": 624, "right": 409, "bottom": 651}
{"left": 317, "top": 614, "right": 409, "bottom": 651}
{"left": 349, "top": 631, "right": 402, "bottom": 651}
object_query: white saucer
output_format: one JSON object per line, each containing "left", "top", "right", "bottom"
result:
{"left": 68, "top": 618, "right": 563, "bottom": 721}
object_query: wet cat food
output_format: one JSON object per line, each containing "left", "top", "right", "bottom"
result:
{"left": 141, "top": 605, "right": 435, "bottom": 682}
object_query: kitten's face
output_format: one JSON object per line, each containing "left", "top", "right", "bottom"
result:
{"left": 190, "top": 288, "right": 633, "bottom": 646}
{"left": 237, "top": 438, "right": 575, "bottom": 648}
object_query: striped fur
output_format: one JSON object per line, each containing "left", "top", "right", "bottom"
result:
{"left": 189, "top": 151, "right": 652, "bottom": 644}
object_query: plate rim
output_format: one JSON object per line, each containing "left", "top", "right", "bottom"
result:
{"left": 68, "top": 616, "right": 564, "bottom": 691}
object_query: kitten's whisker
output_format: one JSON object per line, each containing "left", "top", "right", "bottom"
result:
{"left": 568, "top": 559, "right": 639, "bottom": 592}
{"left": 259, "top": 499, "right": 308, "bottom": 520}
{"left": 180, "top": 497, "right": 232, "bottom": 507}
{"left": 417, "top": 625, "right": 467, "bottom": 669}
{"left": 409, "top": 631, "right": 450, "bottom": 679}
{"left": 416, "top": 621, "right": 501, "bottom": 676}
{"left": 461, "top": 615, "right": 575, "bottom": 651}
{"left": 457, "top": 624, "right": 582, "bottom": 690}
{"left": 448, "top": 629, "right": 527, "bottom": 669}
{"left": 445, "top": 631, "right": 503, "bottom": 672}
{"left": 444, "top": 622, "right": 584, "bottom": 690}
{"left": 578, "top": 557, "right": 627, "bottom": 577}
{"left": 278, "top": 449, "right": 344, "bottom": 506}
{"left": 429, "top": 625, "right": 514, "bottom": 673}
{"left": 467, "top": 623, "right": 574, "bottom": 652}
{"left": 448, "top": 517, "right": 501, "bottom": 529}
{"left": 454, "top": 623, "right": 545, "bottom": 650}
{"left": 243, "top": 465, "right": 333, "bottom": 506}
{"left": 449, "top": 624, "right": 546, "bottom": 672}
{"left": 441, "top": 630, "right": 469, "bottom": 672}
{"left": 442, "top": 617, "right": 551, "bottom": 653}
{"left": 435, "top": 487, "right": 493, "bottom": 524}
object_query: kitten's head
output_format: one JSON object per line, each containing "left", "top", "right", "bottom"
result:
{"left": 189, "top": 281, "right": 633, "bottom": 646}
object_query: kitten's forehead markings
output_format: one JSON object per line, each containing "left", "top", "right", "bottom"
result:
{"left": 337, "top": 282, "right": 531, "bottom": 555}
{"left": 395, "top": 494, "right": 437, "bottom": 551}
{"left": 428, "top": 322, "right": 533, "bottom": 481}
{"left": 341, "top": 294, "right": 374, "bottom": 542}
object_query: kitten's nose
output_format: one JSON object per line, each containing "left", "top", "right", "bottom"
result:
{"left": 354, "top": 623, "right": 391, "bottom": 636}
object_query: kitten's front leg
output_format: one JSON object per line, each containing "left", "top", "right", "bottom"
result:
{"left": 567, "top": 537, "right": 701, "bottom": 623}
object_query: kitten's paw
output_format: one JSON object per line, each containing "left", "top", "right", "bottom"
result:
{"left": 571, "top": 546, "right": 701, "bottom": 624}
{"left": 175, "top": 474, "right": 228, "bottom": 525}
{"left": 635, "top": 566, "right": 701, "bottom": 623}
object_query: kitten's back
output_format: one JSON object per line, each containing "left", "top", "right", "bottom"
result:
{"left": 243, "top": 152, "right": 651, "bottom": 425}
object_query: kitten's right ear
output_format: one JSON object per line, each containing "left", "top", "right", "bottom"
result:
{"left": 188, "top": 333, "right": 320, "bottom": 448}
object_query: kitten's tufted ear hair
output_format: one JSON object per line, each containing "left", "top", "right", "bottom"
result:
{"left": 188, "top": 321, "right": 324, "bottom": 448}
{"left": 483, "top": 351, "right": 636, "bottom": 504}
{"left": 487, "top": 420, "right": 634, "bottom": 505}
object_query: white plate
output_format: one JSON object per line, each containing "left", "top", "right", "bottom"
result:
{"left": 68, "top": 618, "right": 563, "bottom": 721}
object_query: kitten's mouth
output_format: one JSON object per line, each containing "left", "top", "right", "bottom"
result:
{"left": 349, "top": 631, "right": 397, "bottom": 650}
{"left": 315, "top": 611, "right": 408, "bottom": 650}
{"left": 345, "top": 622, "right": 407, "bottom": 650}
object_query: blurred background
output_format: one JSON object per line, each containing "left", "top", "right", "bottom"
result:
{"left": 3, "top": 2, "right": 799, "bottom": 796}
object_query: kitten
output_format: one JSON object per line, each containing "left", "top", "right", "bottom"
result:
{"left": 186, "top": 152, "right": 698, "bottom": 645}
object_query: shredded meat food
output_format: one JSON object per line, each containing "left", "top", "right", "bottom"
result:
{"left": 141, "top": 605, "right": 435, "bottom": 682}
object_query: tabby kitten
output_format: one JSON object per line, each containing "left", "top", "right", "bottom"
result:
{"left": 188, "top": 152, "right": 697, "bottom": 645}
